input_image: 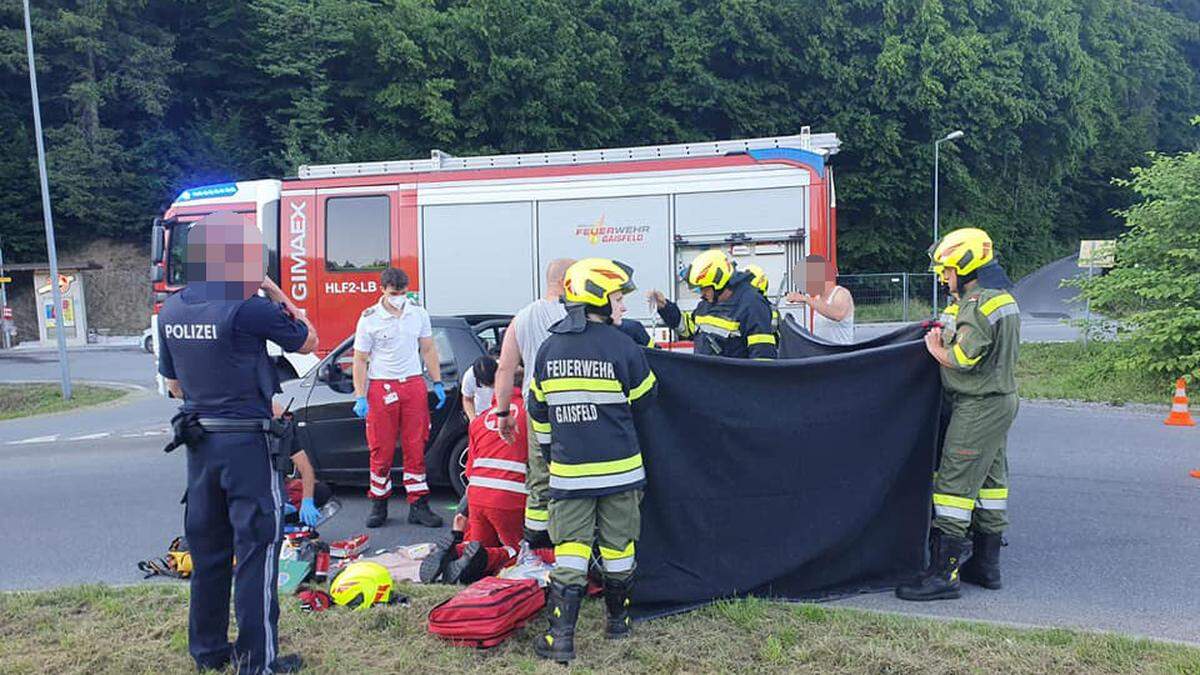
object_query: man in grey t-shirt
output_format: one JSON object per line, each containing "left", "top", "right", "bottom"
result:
{"left": 495, "top": 258, "right": 573, "bottom": 547}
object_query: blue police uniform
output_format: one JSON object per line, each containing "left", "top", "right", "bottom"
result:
{"left": 157, "top": 285, "right": 308, "bottom": 674}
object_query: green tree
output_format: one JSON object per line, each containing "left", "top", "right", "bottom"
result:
{"left": 1078, "top": 135, "right": 1200, "bottom": 379}
{"left": 0, "top": 0, "right": 178, "bottom": 256}
{"left": 0, "top": 0, "right": 1197, "bottom": 278}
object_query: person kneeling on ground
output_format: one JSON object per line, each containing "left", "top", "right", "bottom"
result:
{"left": 273, "top": 401, "right": 331, "bottom": 528}
{"left": 282, "top": 449, "right": 332, "bottom": 528}
{"left": 420, "top": 381, "right": 531, "bottom": 584}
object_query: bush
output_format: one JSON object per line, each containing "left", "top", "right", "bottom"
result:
{"left": 1078, "top": 137, "right": 1200, "bottom": 382}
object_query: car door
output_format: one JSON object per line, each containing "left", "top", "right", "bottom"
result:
{"left": 301, "top": 337, "right": 364, "bottom": 481}
{"left": 423, "top": 324, "right": 461, "bottom": 442}
{"left": 302, "top": 324, "right": 467, "bottom": 486}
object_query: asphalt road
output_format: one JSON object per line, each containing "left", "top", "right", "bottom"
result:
{"left": 3, "top": 342, "right": 1198, "bottom": 644}
{"left": 834, "top": 400, "right": 1200, "bottom": 643}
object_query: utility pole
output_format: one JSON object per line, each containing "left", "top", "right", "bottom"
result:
{"left": 23, "top": 0, "right": 71, "bottom": 398}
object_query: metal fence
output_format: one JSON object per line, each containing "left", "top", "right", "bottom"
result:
{"left": 837, "top": 273, "right": 938, "bottom": 324}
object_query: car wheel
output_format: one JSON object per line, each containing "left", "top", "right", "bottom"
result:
{"left": 143, "top": 335, "right": 154, "bottom": 353}
{"left": 447, "top": 435, "right": 469, "bottom": 498}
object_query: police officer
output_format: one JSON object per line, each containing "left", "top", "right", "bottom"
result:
{"left": 527, "top": 258, "right": 657, "bottom": 663}
{"left": 646, "top": 249, "right": 777, "bottom": 359}
{"left": 157, "top": 214, "right": 317, "bottom": 673}
{"left": 896, "top": 227, "right": 1019, "bottom": 601}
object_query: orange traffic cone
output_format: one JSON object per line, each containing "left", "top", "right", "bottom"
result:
{"left": 1165, "top": 378, "right": 1195, "bottom": 427}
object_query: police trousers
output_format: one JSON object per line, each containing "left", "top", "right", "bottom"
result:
{"left": 549, "top": 490, "right": 642, "bottom": 587}
{"left": 523, "top": 415, "right": 550, "bottom": 535}
{"left": 185, "top": 430, "right": 284, "bottom": 674}
{"left": 932, "top": 393, "right": 1019, "bottom": 538}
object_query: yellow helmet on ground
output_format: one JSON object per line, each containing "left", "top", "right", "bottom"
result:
{"left": 687, "top": 250, "right": 733, "bottom": 291}
{"left": 329, "top": 561, "right": 393, "bottom": 611}
{"left": 744, "top": 264, "right": 769, "bottom": 294}
{"left": 562, "top": 258, "right": 636, "bottom": 310}
{"left": 929, "top": 228, "right": 994, "bottom": 282}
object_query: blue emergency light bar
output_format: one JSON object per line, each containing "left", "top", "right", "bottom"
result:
{"left": 176, "top": 182, "right": 238, "bottom": 202}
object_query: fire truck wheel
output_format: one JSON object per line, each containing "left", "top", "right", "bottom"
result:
{"left": 447, "top": 436, "right": 469, "bottom": 498}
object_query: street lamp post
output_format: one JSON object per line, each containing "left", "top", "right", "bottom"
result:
{"left": 932, "top": 129, "right": 964, "bottom": 316}
{"left": 22, "top": 0, "right": 72, "bottom": 398}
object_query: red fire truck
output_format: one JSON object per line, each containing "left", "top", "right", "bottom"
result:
{"left": 150, "top": 130, "right": 840, "bottom": 379}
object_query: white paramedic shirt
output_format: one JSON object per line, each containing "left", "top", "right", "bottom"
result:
{"left": 353, "top": 297, "right": 432, "bottom": 380}
{"left": 460, "top": 368, "right": 494, "bottom": 414}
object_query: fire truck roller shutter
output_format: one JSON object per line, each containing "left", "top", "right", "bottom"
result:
{"left": 672, "top": 187, "right": 808, "bottom": 313}
{"left": 535, "top": 195, "right": 670, "bottom": 325}
{"left": 420, "top": 202, "right": 536, "bottom": 315}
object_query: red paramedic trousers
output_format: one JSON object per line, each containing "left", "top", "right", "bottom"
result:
{"left": 365, "top": 377, "right": 429, "bottom": 504}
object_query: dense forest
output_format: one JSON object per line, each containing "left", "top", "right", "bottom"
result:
{"left": 0, "top": 0, "right": 1197, "bottom": 275}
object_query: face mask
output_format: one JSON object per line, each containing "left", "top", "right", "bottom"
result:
{"left": 386, "top": 294, "right": 406, "bottom": 310}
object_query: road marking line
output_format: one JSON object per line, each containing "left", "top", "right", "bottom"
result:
{"left": 5, "top": 435, "right": 59, "bottom": 445}
{"left": 68, "top": 432, "right": 110, "bottom": 441}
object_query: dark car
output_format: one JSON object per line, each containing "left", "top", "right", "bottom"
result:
{"left": 280, "top": 315, "right": 509, "bottom": 497}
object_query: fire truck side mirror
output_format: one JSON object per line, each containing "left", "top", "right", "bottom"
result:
{"left": 150, "top": 264, "right": 164, "bottom": 283}
{"left": 151, "top": 219, "right": 164, "bottom": 262}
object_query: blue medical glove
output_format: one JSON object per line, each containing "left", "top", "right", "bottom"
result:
{"left": 433, "top": 382, "right": 446, "bottom": 410}
{"left": 353, "top": 396, "right": 369, "bottom": 418}
{"left": 300, "top": 498, "right": 321, "bottom": 527}
{"left": 283, "top": 502, "right": 298, "bottom": 516}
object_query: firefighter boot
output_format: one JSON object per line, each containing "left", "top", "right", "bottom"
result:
{"left": 408, "top": 496, "right": 444, "bottom": 528}
{"left": 960, "top": 532, "right": 1003, "bottom": 589}
{"left": 603, "top": 576, "right": 634, "bottom": 639}
{"left": 524, "top": 527, "right": 553, "bottom": 550}
{"left": 533, "top": 582, "right": 584, "bottom": 663}
{"left": 444, "top": 541, "right": 488, "bottom": 584}
{"left": 365, "top": 499, "right": 388, "bottom": 529}
{"left": 419, "top": 534, "right": 457, "bottom": 583}
{"left": 895, "top": 533, "right": 972, "bottom": 601}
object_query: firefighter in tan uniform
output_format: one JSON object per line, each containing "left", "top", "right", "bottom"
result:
{"left": 897, "top": 228, "right": 1020, "bottom": 601}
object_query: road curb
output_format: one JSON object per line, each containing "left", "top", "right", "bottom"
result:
{"left": 0, "top": 380, "right": 149, "bottom": 422}
{"left": 1020, "top": 397, "right": 1169, "bottom": 417}
{"left": 0, "top": 343, "right": 142, "bottom": 357}
{"left": 834, "top": 601, "right": 1200, "bottom": 647}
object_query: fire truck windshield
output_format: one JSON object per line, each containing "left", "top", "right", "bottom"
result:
{"left": 165, "top": 220, "right": 190, "bottom": 286}
{"left": 164, "top": 210, "right": 255, "bottom": 287}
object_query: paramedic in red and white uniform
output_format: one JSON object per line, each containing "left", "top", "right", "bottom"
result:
{"left": 351, "top": 267, "right": 447, "bottom": 529}
{"left": 420, "top": 384, "right": 542, "bottom": 584}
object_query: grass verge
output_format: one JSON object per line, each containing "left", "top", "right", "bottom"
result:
{"left": 0, "top": 382, "right": 128, "bottom": 420}
{"left": 1017, "top": 342, "right": 1170, "bottom": 406}
{"left": 2, "top": 584, "right": 1199, "bottom": 674}
{"left": 855, "top": 298, "right": 934, "bottom": 324}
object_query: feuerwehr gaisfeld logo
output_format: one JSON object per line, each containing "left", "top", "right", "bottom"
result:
{"left": 574, "top": 213, "right": 650, "bottom": 245}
